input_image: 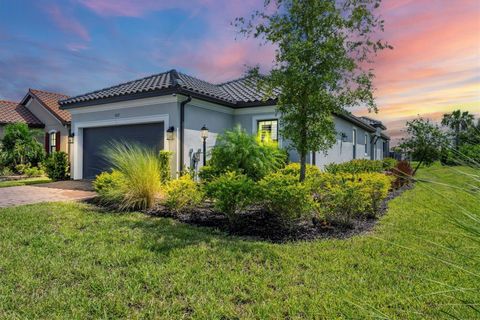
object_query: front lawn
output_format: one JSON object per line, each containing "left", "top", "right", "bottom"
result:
{"left": 0, "top": 166, "right": 478, "bottom": 318}
{"left": 0, "top": 177, "right": 51, "bottom": 188}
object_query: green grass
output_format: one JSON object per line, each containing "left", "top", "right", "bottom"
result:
{"left": 0, "top": 177, "right": 51, "bottom": 188}
{"left": 0, "top": 166, "right": 478, "bottom": 319}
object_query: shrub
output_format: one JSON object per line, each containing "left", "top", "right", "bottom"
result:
{"left": 158, "top": 150, "right": 172, "bottom": 183}
{"left": 358, "top": 173, "right": 392, "bottom": 217}
{"left": 0, "top": 166, "right": 13, "bottom": 176}
{"left": 208, "top": 126, "right": 286, "bottom": 181}
{"left": 313, "top": 173, "right": 368, "bottom": 226}
{"left": 102, "top": 142, "right": 163, "bottom": 210}
{"left": 391, "top": 160, "right": 413, "bottom": 189}
{"left": 23, "top": 166, "right": 45, "bottom": 177}
{"left": 163, "top": 174, "right": 203, "bottom": 214}
{"left": 198, "top": 165, "right": 222, "bottom": 183}
{"left": 43, "top": 152, "right": 69, "bottom": 181}
{"left": 280, "top": 163, "right": 322, "bottom": 178}
{"left": 93, "top": 170, "right": 126, "bottom": 204}
{"left": 15, "top": 163, "right": 30, "bottom": 174}
{"left": 382, "top": 157, "right": 397, "bottom": 170}
{"left": 312, "top": 172, "right": 391, "bottom": 224}
{"left": 258, "top": 172, "right": 314, "bottom": 228}
{"left": 0, "top": 123, "right": 45, "bottom": 168}
{"left": 325, "top": 159, "right": 384, "bottom": 174}
{"left": 204, "top": 171, "right": 258, "bottom": 224}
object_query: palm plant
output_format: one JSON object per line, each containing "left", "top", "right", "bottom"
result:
{"left": 209, "top": 126, "right": 286, "bottom": 181}
{"left": 102, "top": 142, "right": 163, "bottom": 210}
{"left": 441, "top": 110, "right": 475, "bottom": 149}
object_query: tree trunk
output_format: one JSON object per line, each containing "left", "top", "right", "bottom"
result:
{"left": 299, "top": 152, "right": 306, "bottom": 182}
{"left": 412, "top": 154, "right": 425, "bottom": 176}
{"left": 455, "top": 126, "right": 460, "bottom": 150}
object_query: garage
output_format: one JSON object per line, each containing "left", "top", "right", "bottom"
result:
{"left": 82, "top": 122, "right": 164, "bottom": 179}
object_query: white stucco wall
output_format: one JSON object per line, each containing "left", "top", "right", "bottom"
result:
{"left": 67, "top": 94, "right": 388, "bottom": 178}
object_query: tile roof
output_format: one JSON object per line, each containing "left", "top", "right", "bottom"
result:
{"left": 28, "top": 89, "right": 71, "bottom": 124}
{"left": 0, "top": 100, "right": 44, "bottom": 127}
{"left": 219, "top": 77, "right": 280, "bottom": 103}
{"left": 57, "top": 69, "right": 386, "bottom": 132}
{"left": 359, "top": 116, "right": 386, "bottom": 130}
{"left": 60, "top": 69, "right": 279, "bottom": 107}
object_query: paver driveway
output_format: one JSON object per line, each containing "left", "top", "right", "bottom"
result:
{"left": 0, "top": 181, "right": 95, "bottom": 208}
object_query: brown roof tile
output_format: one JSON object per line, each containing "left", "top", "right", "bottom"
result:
{"left": 29, "top": 89, "right": 71, "bottom": 124}
{"left": 0, "top": 100, "right": 44, "bottom": 127}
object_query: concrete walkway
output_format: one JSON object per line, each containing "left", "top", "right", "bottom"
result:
{"left": 0, "top": 181, "right": 95, "bottom": 208}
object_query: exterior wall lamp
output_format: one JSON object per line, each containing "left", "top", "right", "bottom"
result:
{"left": 200, "top": 125, "right": 209, "bottom": 166}
{"left": 341, "top": 132, "right": 348, "bottom": 142}
{"left": 166, "top": 126, "right": 175, "bottom": 140}
{"left": 68, "top": 132, "right": 75, "bottom": 144}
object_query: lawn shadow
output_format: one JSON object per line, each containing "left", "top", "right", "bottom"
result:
{"left": 115, "top": 215, "right": 281, "bottom": 263}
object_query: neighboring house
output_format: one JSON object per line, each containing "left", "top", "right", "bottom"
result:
{"left": 59, "top": 69, "right": 390, "bottom": 180}
{"left": 19, "top": 89, "right": 71, "bottom": 156}
{"left": 0, "top": 100, "right": 44, "bottom": 138}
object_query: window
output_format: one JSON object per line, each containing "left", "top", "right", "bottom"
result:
{"left": 364, "top": 134, "right": 368, "bottom": 155}
{"left": 257, "top": 120, "right": 278, "bottom": 143}
{"left": 352, "top": 129, "right": 357, "bottom": 159}
{"left": 50, "top": 132, "right": 57, "bottom": 154}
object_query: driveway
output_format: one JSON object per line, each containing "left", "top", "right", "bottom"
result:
{"left": 0, "top": 180, "right": 95, "bottom": 208}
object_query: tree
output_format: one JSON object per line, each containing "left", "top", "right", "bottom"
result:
{"left": 399, "top": 118, "right": 448, "bottom": 175}
{"left": 236, "top": 0, "right": 390, "bottom": 181}
{"left": 0, "top": 123, "right": 44, "bottom": 168}
{"left": 441, "top": 110, "right": 475, "bottom": 149}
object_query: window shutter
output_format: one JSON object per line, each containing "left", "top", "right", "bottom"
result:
{"left": 55, "top": 132, "right": 61, "bottom": 151}
{"left": 45, "top": 133, "right": 50, "bottom": 154}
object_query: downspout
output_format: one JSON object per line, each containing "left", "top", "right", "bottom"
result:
{"left": 179, "top": 95, "right": 192, "bottom": 174}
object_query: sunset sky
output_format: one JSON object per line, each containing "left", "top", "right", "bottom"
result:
{"left": 0, "top": 0, "right": 479, "bottom": 144}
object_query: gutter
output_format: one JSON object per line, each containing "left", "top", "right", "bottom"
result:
{"left": 179, "top": 95, "right": 192, "bottom": 174}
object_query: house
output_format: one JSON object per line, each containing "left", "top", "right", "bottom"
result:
{"left": 59, "top": 69, "right": 390, "bottom": 180}
{"left": 0, "top": 100, "right": 45, "bottom": 137}
{"left": 20, "top": 89, "right": 71, "bottom": 156}
{"left": 0, "top": 89, "right": 72, "bottom": 160}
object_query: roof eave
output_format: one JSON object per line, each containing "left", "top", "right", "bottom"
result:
{"left": 60, "top": 87, "right": 238, "bottom": 109}
{"left": 26, "top": 90, "right": 70, "bottom": 126}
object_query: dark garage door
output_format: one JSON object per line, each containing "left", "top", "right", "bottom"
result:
{"left": 83, "top": 122, "right": 164, "bottom": 179}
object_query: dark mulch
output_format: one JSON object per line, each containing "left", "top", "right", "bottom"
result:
{"left": 145, "top": 183, "right": 414, "bottom": 243}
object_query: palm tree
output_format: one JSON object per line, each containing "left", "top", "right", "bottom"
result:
{"left": 441, "top": 110, "right": 474, "bottom": 149}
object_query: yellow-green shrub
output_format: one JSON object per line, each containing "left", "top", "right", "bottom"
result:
{"left": 312, "top": 172, "right": 392, "bottom": 225}
{"left": 204, "top": 171, "right": 258, "bottom": 224}
{"left": 93, "top": 170, "right": 126, "bottom": 204}
{"left": 24, "top": 166, "right": 45, "bottom": 177}
{"left": 163, "top": 174, "right": 203, "bottom": 213}
{"left": 279, "top": 163, "right": 322, "bottom": 179}
{"left": 158, "top": 150, "right": 172, "bottom": 183}
{"left": 382, "top": 157, "right": 397, "bottom": 170}
{"left": 258, "top": 172, "right": 314, "bottom": 228}
{"left": 325, "top": 159, "right": 384, "bottom": 174}
{"left": 358, "top": 173, "right": 392, "bottom": 217}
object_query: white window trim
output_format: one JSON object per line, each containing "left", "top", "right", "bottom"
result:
{"left": 72, "top": 114, "right": 169, "bottom": 180}
{"left": 352, "top": 127, "right": 357, "bottom": 159}
{"left": 364, "top": 133, "right": 368, "bottom": 156}
{"left": 251, "top": 113, "right": 282, "bottom": 148}
{"left": 49, "top": 130, "right": 58, "bottom": 154}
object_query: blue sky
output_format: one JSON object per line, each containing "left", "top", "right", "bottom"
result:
{"left": 0, "top": 0, "right": 479, "bottom": 143}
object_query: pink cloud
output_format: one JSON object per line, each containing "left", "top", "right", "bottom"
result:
{"left": 165, "top": 38, "right": 275, "bottom": 82}
{"left": 45, "top": 5, "right": 90, "bottom": 42}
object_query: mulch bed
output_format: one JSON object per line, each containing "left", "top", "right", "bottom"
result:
{"left": 144, "top": 183, "right": 414, "bottom": 243}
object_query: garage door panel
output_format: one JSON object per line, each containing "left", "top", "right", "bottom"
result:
{"left": 83, "top": 122, "right": 164, "bottom": 179}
